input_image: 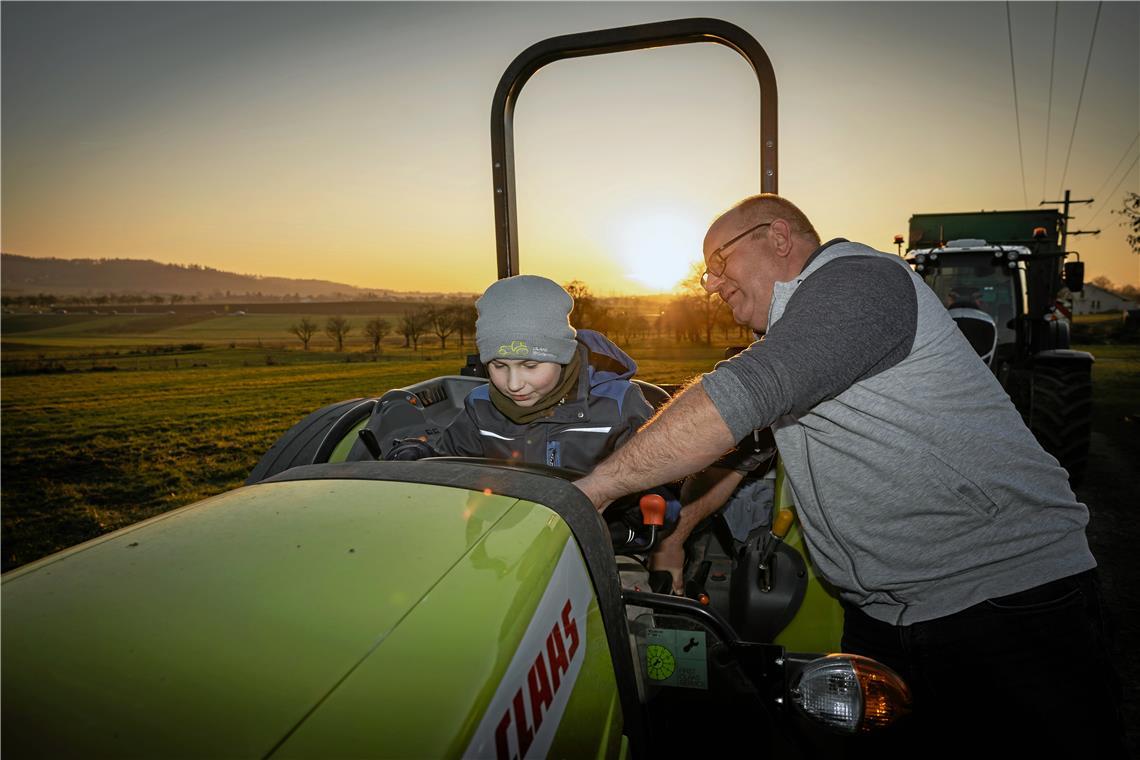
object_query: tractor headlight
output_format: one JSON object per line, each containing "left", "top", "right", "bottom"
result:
{"left": 789, "top": 654, "right": 911, "bottom": 734}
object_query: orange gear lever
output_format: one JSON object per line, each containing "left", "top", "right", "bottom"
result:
{"left": 758, "top": 507, "right": 796, "bottom": 593}
{"left": 772, "top": 508, "right": 795, "bottom": 539}
{"left": 638, "top": 493, "right": 667, "bottom": 527}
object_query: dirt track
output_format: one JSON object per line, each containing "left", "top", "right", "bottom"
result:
{"left": 1077, "top": 428, "right": 1139, "bottom": 753}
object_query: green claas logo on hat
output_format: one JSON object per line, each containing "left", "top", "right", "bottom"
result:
{"left": 498, "top": 341, "right": 530, "bottom": 356}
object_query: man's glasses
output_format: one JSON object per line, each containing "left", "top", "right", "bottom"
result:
{"left": 700, "top": 221, "right": 772, "bottom": 286}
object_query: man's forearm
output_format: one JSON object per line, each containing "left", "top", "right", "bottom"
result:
{"left": 577, "top": 383, "right": 735, "bottom": 510}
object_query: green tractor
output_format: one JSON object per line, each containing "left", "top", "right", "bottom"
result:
{"left": 3, "top": 19, "right": 910, "bottom": 758}
{"left": 905, "top": 209, "right": 1093, "bottom": 483}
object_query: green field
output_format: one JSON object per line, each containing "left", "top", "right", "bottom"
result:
{"left": 1083, "top": 343, "right": 1140, "bottom": 458}
{"left": 1, "top": 304, "right": 429, "bottom": 357}
{"left": 3, "top": 309, "right": 1136, "bottom": 572}
{"left": 0, "top": 310, "right": 732, "bottom": 570}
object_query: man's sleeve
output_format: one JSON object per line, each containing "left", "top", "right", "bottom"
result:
{"left": 701, "top": 256, "right": 918, "bottom": 441}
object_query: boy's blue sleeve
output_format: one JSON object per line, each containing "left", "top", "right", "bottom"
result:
{"left": 607, "top": 384, "right": 654, "bottom": 451}
{"left": 649, "top": 485, "right": 682, "bottom": 524}
{"left": 610, "top": 384, "right": 680, "bottom": 524}
{"left": 431, "top": 399, "right": 485, "bottom": 457}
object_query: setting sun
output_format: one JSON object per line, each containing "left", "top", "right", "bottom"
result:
{"left": 609, "top": 207, "right": 706, "bottom": 292}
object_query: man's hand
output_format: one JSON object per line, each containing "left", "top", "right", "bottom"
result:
{"left": 644, "top": 465, "right": 746, "bottom": 593}
{"left": 574, "top": 472, "right": 615, "bottom": 513}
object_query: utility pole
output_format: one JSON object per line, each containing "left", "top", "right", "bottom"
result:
{"left": 1041, "top": 189, "right": 1097, "bottom": 252}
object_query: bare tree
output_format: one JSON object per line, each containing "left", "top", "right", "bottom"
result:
{"left": 364, "top": 317, "right": 391, "bottom": 353}
{"left": 679, "top": 262, "right": 729, "bottom": 344}
{"left": 289, "top": 317, "right": 318, "bottom": 351}
{"left": 662, "top": 297, "right": 700, "bottom": 343}
{"left": 630, "top": 314, "right": 649, "bottom": 342}
{"left": 563, "top": 280, "right": 609, "bottom": 331}
{"left": 452, "top": 301, "right": 477, "bottom": 347}
{"left": 428, "top": 305, "right": 459, "bottom": 349}
{"left": 400, "top": 308, "right": 430, "bottom": 350}
{"left": 1090, "top": 275, "right": 1140, "bottom": 302}
{"left": 1113, "top": 191, "right": 1140, "bottom": 255}
{"left": 325, "top": 316, "right": 352, "bottom": 352}
{"left": 607, "top": 301, "right": 641, "bottom": 346}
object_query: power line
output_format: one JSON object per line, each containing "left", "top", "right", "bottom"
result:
{"left": 1088, "top": 132, "right": 1140, "bottom": 206}
{"left": 1041, "top": 2, "right": 1059, "bottom": 200}
{"left": 1006, "top": 2, "right": 1028, "bottom": 207}
{"left": 1057, "top": 1, "right": 1103, "bottom": 197}
{"left": 1085, "top": 154, "right": 1138, "bottom": 226}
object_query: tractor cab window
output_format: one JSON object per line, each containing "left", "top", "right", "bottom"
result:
{"left": 924, "top": 255, "right": 1020, "bottom": 345}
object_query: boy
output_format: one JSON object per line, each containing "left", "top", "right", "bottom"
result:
{"left": 427, "top": 275, "right": 661, "bottom": 476}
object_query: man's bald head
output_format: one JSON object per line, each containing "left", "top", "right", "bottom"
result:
{"left": 714, "top": 194, "right": 821, "bottom": 247}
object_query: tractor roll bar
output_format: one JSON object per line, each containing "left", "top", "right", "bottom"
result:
{"left": 491, "top": 17, "right": 779, "bottom": 278}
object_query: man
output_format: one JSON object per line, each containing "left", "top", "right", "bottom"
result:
{"left": 576, "top": 194, "right": 1122, "bottom": 753}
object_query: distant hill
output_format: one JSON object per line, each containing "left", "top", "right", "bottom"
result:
{"left": 1, "top": 254, "right": 393, "bottom": 299}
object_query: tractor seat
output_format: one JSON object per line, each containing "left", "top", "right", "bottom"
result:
{"left": 633, "top": 379, "right": 672, "bottom": 409}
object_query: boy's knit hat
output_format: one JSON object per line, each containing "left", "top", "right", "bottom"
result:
{"left": 476, "top": 275, "right": 577, "bottom": 364}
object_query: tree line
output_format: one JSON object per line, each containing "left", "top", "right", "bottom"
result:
{"left": 0, "top": 290, "right": 468, "bottom": 308}
{"left": 288, "top": 301, "right": 479, "bottom": 353}
{"left": 2, "top": 293, "right": 206, "bottom": 308}
{"left": 287, "top": 273, "right": 751, "bottom": 354}
{"left": 1087, "top": 276, "right": 1140, "bottom": 302}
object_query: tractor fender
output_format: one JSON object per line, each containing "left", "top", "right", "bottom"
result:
{"left": 1032, "top": 348, "right": 1095, "bottom": 367}
{"left": 246, "top": 398, "right": 373, "bottom": 485}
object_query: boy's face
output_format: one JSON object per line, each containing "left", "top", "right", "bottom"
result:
{"left": 487, "top": 359, "right": 562, "bottom": 407}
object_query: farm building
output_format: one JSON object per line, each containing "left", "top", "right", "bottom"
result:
{"left": 1071, "top": 283, "right": 1138, "bottom": 315}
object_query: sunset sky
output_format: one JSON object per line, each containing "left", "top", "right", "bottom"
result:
{"left": 2, "top": 2, "right": 1137, "bottom": 295}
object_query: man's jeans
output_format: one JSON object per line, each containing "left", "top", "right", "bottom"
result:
{"left": 841, "top": 570, "right": 1124, "bottom": 757}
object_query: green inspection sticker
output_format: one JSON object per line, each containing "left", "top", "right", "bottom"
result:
{"left": 645, "top": 628, "right": 707, "bottom": 689}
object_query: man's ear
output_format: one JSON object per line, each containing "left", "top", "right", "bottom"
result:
{"left": 769, "top": 218, "right": 794, "bottom": 258}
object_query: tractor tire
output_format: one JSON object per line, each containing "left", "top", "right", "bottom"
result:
{"left": 246, "top": 398, "right": 374, "bottom": 485}
{"left": 1027, "top": 363, "right": 1092, "bottom": 486}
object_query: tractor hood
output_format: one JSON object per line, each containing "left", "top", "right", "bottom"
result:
{"left": 1, "top": 477, "right": 569, "bottom": 757}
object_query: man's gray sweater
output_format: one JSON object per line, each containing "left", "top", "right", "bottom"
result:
{"left": 702, "top": 240, "right": 1095, "bottom": 625}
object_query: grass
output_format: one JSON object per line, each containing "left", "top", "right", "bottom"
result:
{"left": 1072, "top": 311, "right": 1138, "bottom": 345}
{"left": 0, "top": 310, "right": 740, "bottom": 571}
{"left": 3, "top": 308, "right": 1132, "bottom": 573}
{"left": 0, "top": 359, "right": 462, "bottom": 569}
{"left": 1, "top": 344, "right": 475, "bottom": 373}
{"left": 1077, "top": 343, "right": 1140, "bottom": 464}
